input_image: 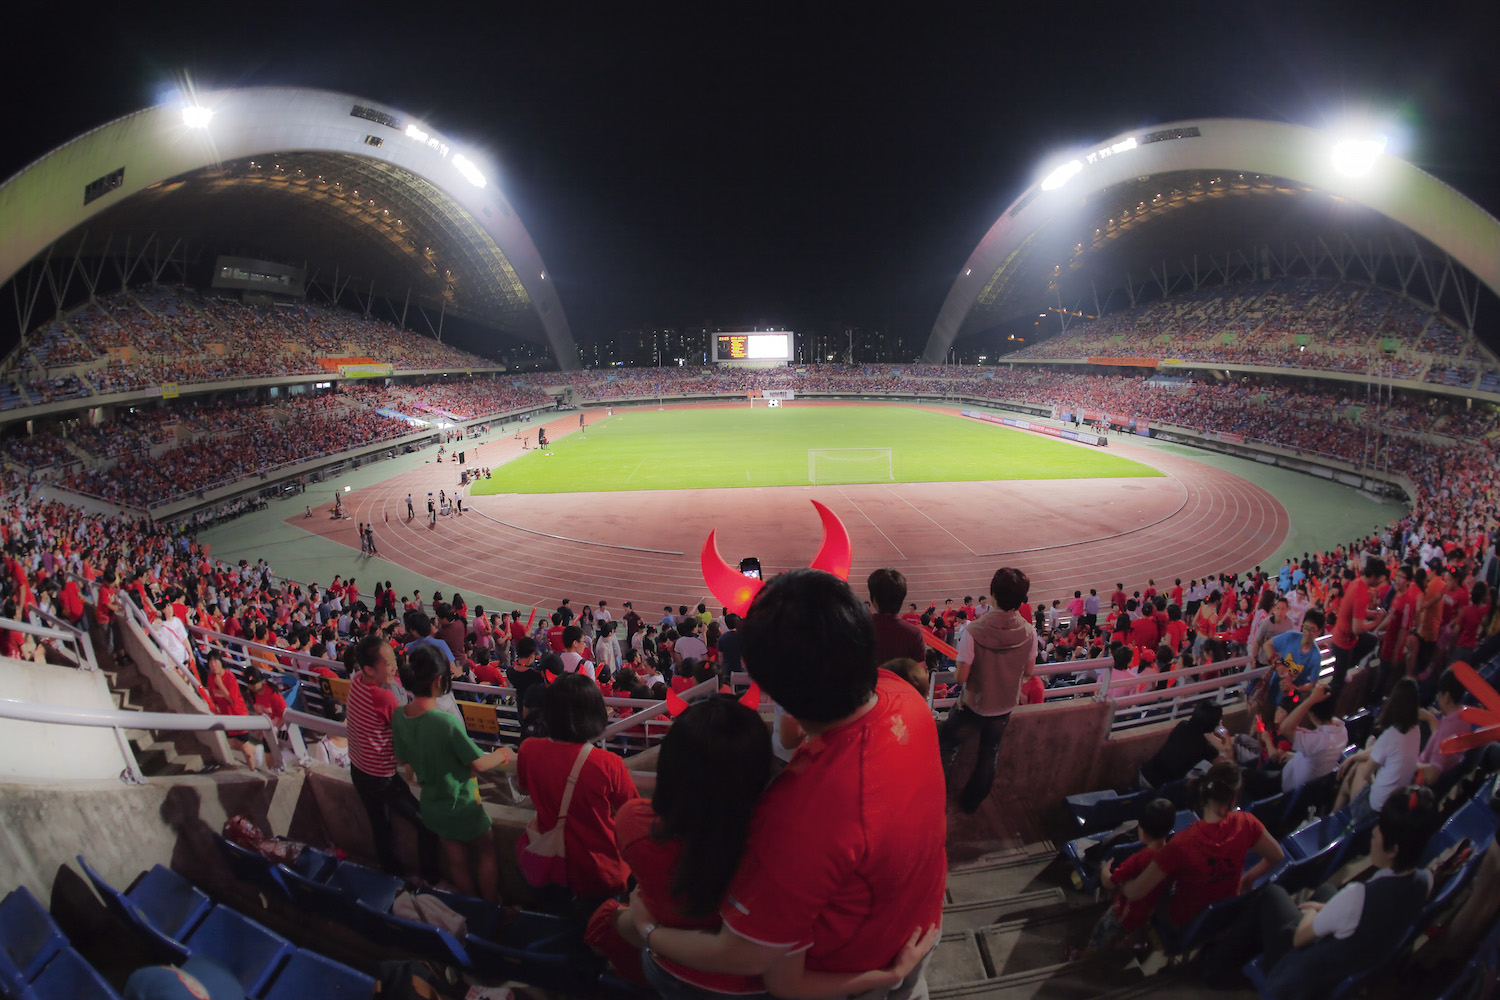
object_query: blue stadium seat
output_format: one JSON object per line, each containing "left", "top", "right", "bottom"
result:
{"left": 350, "top": 900, "right": 470, "bottom": 968}
{"left": 0, "top": 941, "right": 38, "bottom": 1000}
{"left": 1440, "top": 795, "right": 1499, "bottom": 850}
{"left": 1268, "top": 842, "right": 1340, "bottom": 896}
{"left": 1159, "top": 892, "right": 1252, "bottom": 957}
{"left": 326, "top": 861, "right": 402, "bottom": 913}
{"left": 213, "top": 836, "right": 290, "bottom": 903}
{"left": 1248, "top": 793, "right": 1286, "bottom": 829}
{"left": 0, "top": 888, "right": 65, "bottom": 982}
{"left": 1241, "top": 956, "right": 1272, "bottom": 999}
{"left": 1065, "top": 788, "right": 1151, "bottom": 832}
{"left": 181, "top": 905, "right": 293, "bottom": 997}
{"left": 255, "top": 948, "right": 373, "bottom": 999}
{"left": 75, "top": 858, "right": 191, "bottom": 965}
{"left": 419, "top": 888, "right": 504, "bottom": 939}
{"left": 289, "top": 847, "right": 337, "bottom": 883}
{"left": 272, "top": 864, "right": 352, "bottom": 924}
{"left": 29, "top": 948, "right": 121, "bottom": 1000}
{"left": 119, "top": 865, "right": 214, "bottom": 940}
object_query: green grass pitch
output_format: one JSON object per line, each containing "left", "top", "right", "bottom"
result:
{"left": 470, "top": 405, "right": 1163, "bottom": 494}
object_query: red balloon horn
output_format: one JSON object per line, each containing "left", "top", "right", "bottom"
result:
{"left": 808, "top": 500, "right": 852, "bottom": 581}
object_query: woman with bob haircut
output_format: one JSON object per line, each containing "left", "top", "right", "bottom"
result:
{"left": 391, "top": 644, "right": 512, "bottom": 901}
{"left": 517, "top": 672, "right": 638, "bottom": 901}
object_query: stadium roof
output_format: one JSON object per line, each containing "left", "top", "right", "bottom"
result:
{"left": 0, "top": 87, "right": 578, "bottom": 368}
{"left": 924, "top": 118, "right": 1500, "bottom": 364}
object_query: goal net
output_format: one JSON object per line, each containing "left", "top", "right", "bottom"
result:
{"left": 808, "top": 448, "right": 894, "bottom": 485}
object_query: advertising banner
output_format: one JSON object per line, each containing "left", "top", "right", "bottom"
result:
{"left": 338, "top": 363, "right": 395, "bottom": 378}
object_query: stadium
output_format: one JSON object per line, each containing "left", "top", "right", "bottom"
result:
{"left": 0, "top": 62, "right": 1498, "bottom": 1000}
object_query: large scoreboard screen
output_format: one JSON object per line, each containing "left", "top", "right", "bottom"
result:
{"left": 712, "top": 332, "right": 793, "bottom": 362}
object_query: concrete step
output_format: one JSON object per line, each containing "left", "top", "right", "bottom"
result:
{"left": 947, "top": 845, "right": 1059, "bottom": 904}
{"left": 942, "top": 888, "right": 1070, "bottom": 931}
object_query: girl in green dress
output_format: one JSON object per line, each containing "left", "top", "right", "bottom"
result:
{"left": 393, "top": 644, "right": 512, "bottom": 901}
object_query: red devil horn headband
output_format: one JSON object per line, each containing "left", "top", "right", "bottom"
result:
{"left": 701, "top": 500, "right": 852, "bottom": 617}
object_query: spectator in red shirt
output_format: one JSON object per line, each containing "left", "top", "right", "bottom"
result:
{"left": 626, "top": 569, "right": 944, "bottom": 998}
{"left": 1453, "top": 581, "right": 1491, "bottom": 665}
{"left": 1120, "top": 762, "right": 1283, "bottom": 931}
{"left": 587, "top": 695, "right": 773, "bottom": 991}
{"left": 516, "top": 674, "right": 638, "bottom": 901}
{"left": 1084, "top": 797, "right": 1176, "bottom": 952}
{"left": 1110, "top": 584, "right": 1129, "bottom": 613}
{"left": 1330, "top": 557, "right": 1388, "bottom": 694}
{"left": 1163, "top": 604, "right": 1189, "bottom": 654}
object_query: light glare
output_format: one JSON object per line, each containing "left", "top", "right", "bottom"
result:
{"left": 182, "top": 106, "right": 213, "bottom": 128}
{"left": 1330, "top": 134, "right": 1387, "bottom": 177}
{"left": 453, "top": 154, "right": 486, "bottom": 188}
{"left": 1040, "top": 159, "right": 1082, "bottom": 191}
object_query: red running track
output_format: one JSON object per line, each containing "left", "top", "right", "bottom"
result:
{"left": 294, "top": 404, "right": 1289, "bottom": 611}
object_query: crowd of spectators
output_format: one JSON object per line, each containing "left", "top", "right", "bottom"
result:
{"left": 6, "top": 287, "right": 497, "bottom": 396}
{"left": 1008, "top": 278, "right": 1472, "bottom": 382}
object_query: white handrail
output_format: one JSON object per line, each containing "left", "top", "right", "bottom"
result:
{"left": 0, "top": 698, "right": 271, "bottom": 732}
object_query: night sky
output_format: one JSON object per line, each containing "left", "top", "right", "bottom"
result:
{"left": 6, "top": 1, "right": 1498, "bottom": 351}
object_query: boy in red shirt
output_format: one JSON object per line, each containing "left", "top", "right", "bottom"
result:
{"left": 1086, "top": 798, "right": 1175, "bottom": 952}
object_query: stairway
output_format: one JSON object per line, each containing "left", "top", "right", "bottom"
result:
{"left": 100, "top": 656, "right": 211, "bottom": 777}
{"left": 929, "top": 840, "right": 1257, "bottom": 999}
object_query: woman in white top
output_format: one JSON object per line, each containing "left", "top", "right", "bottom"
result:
{"left": 593, "top": 620, "right": 620, "bottom": 674}
{"left": 1334, "top": 677, "right": 1421, "bottom": 823}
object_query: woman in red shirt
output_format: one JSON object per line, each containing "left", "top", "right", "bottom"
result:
{"left": 1120, "top": 762, "right": 1283, "bottom": 930}
{"left": 516, "top": 674, "right": 638, "bottom": 901}
{"left": 587, "top": 695, "right": 772, "bottom": 991}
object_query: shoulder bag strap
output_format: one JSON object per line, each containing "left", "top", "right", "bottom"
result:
{"left": 556, "top": 743, "right": 593, "bottom": 822}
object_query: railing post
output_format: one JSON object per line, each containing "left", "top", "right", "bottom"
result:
{"left": 112, "top": 726, "right": 148, "bottom": 784}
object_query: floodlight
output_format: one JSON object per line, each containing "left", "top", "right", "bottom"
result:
{"left": 1330, "top": 134, "right": 1387, "bottom": 177}
{"left": 453, "top": 154, "right": 486, "bottom": 188}
{"left": 1040, "top": 159, "right": 1083, "bottom": 191}
{"left": 182, "top": 105, "right": 213, "bottom": 128}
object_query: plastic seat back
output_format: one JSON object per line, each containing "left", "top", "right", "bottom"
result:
{"left": 0, "top": 888, "right": 66, "bottom": 981}
{"left": 257, "top": 948, "right": 374, "bottom": 999}
{"left": 75, "top": 857, "right": 189, "bottom": 965}
{"left": 181, "top": 905, "right": 292, "bottom": 997}
{"left": 123, "top": 866, "right": 212, "bottom": 940}
{"left": 351, "top": 900, "right": 470, "bottom": 968}
{"left": 29, "top": 948, "right": 121, "bottom": 1000}
{"left": 213, "top": 836, "right": 291, "bottom": 904}
{"left": 274, "top": 864, "right": 353, "bottom": 924}
{"left": 328, "top": 861, "right": 402, "bottom": 913}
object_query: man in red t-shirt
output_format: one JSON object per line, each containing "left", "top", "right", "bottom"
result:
{"left": 1330, "top": 557, "right": 1387, "bottom": 694}
{"left": 626, "top": 570, "right": 945, "bottom": 997}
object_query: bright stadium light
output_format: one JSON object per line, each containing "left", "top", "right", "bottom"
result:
{"left": 182, "top": 105, "right": 214, "bottom": 128}
{"left": 1040, "top": 159, "right": 1083, "bottom": 191}
{"left": 453, "top": 154, "right": 486, "bottom": 188}
{"left": 1331, "top": 133, "right": 1387, "bottom": 177}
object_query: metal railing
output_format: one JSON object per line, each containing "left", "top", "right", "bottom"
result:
{"left": 0, "top": 612, "right": 98, "bottom": 673}
{"left": 0, "top": 697, "right": 269, "bottom": 784}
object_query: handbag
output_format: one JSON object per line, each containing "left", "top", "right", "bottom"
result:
{"left": 516, "top": 743, "right": 592, "bottom": 888}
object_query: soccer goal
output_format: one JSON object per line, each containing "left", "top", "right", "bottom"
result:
{"left": 808, "top": 448, "right": 894, "bottom": 485}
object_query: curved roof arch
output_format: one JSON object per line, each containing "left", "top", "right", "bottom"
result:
{"left": 0, "top": 87, "right": 578, "bottom": 368}
{"left": 925, "top": 118, "right": 1500, "bottom": 363}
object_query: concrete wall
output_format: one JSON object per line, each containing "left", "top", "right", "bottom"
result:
{"left": 0, "top": 770, "right": 299, "bottom": 905}
{"left": 0, "top": 657, "right": 131, "bottom": 783}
